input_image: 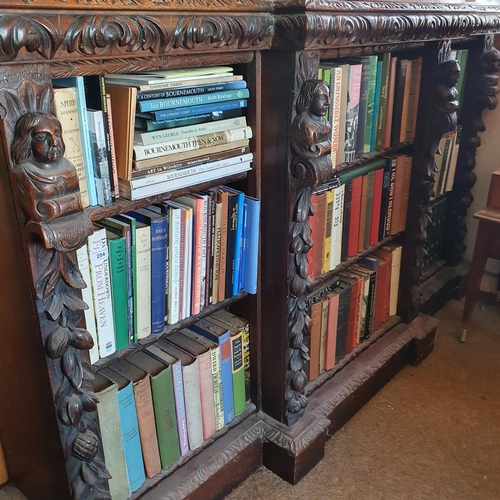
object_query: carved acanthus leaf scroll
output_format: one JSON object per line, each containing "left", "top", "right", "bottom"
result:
{"left": 6, "top": 84, "right": 109, "bottom": 499}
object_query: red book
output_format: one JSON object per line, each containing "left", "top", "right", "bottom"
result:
{"left": 324, "top": 292, "right": 339, "bottom": 371}
{"left": 369, "top": 168, "right": 384, "bottom": 246}
{"left": 372, "top": 254, "right": 390, "bottom": 331}
{"left": 397, "top": 155, "right": 413, "bottom": 233}
{"left": 373, "top": 248, "right": 393, "bottom": 325}
{"left": 348, "top": 176, "right": 363, "bottom": 258}
{"left": 389, "top": 155, "right": 407, "bottom": 235}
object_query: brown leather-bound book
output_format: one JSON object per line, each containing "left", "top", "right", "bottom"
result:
{"left": 108, "top": 359, "right": 161, "bottom": 479}
{"left": 390, "top": 58, "right": 408, "bottom": 147}
{"left": 406, "top": 57, "right": 423, "bottom": 141}
{"left": 308, "top": 301, "right": 323, "bottom": 381}
{"left": 398, "top": 156, "right": 413, "bottom": 233}
{"left": 312, "top": 191, "right": 328, "bottom": 279}
{"left": 324, "top": 291, "right": 339, "bottom": 371}
{"left": 399, "top": 59, "right": 413, "bottom": 144}
{"left": 389, "top": 155, "right": 408, "bottom": 235}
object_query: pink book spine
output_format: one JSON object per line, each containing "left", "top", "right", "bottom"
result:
{"left": 324, "top": 292, "right": 340, "bottom": 371}
{"left": 198, "top": 352, "right": 216, "bottom": 440}
{"left": 192, "top": 198, "right": 204, "bottom": 314}
{"left": 178, "top": 211, "right": 186, "bottom": 320}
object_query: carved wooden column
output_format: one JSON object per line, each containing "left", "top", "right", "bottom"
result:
{"left": 399, "top": 41, "right": 459, "bottom": 323}
{"left": 0, "top": 66, "right": 110, "bottom": 499}
{"left": 444, "top": 35, "right": 500, "bottom": 266}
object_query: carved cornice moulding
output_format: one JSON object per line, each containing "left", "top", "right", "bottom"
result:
{"left": 274, "top": 11, "right": 500, "bottom": 50}
{"left": 0, "top": 0, "right": 273, "bottom": 12}
{"left": 0, "top": 13, "right": 274, "bottom": 64}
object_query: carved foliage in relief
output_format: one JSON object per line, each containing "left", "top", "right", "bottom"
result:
{"left": 0, "top": 13, "right": 272, "bottom": 63}
{"left": 6, "top": 84, "right": 109, "bottom": 499}
{"left": 287, "top": 77, "right": 332, "bottom": 425}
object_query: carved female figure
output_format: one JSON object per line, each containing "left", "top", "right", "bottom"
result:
{"left": 291, "top": 79, "right": 332, "bottom": 159}
{"left": 11, "top": 112, "right": 83, "bottom": 223}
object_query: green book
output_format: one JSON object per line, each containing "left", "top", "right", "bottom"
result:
{"left": 114, "top": 214, "right": 138, "bottom": 342}
{"left": 456, "top": 49, "right": 468, "bottom": 113}
{"left": 321, "top": 67, "right": 332, "bottom": 123}
{"left": 376, "top": 53, "right": 392, "bottom": 151}
{"left": 106, "top": 231, "right": 129, "bottom": 350}
{"left": 363, "top": 55, "right": 379, "bottom": 153}
{"left": 126, "top": 350, "right": 180, "bottom": 468}
{"left": 93, "top": 373, "right": 130, "bottom": 500}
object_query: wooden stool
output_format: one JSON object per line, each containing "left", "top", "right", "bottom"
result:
{"left": 461, "top": 169, "right": 500, "bottom": 342}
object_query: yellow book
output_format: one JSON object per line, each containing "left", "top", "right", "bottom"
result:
{"left": 323, "top": 188, "right": 334, "bottom": 274}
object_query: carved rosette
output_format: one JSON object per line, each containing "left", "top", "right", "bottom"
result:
{"left": 3, "top": 82, "right": 110, "bottom": 499}
{"left": 286, "top": 74, "right": 332, "bottom": 425}
{"left": 411, "top": 50, "right": 459, "bottom": 313}
{"left": 446, "top": 41, "right": 500, "bottom": 266}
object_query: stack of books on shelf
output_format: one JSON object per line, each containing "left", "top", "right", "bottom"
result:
{"left": 52, "top": 66, "right": 253, "bottom": 206}
{"left": 105, "top": 65, "right": 253, "bottom": 200}
{"left": 319, "top": 54, "right": 423, "bottom": 166}
{"left": 93, "top": 310, "right": 251, "bottom": 499}
{"left": 307, "top": 243, "right": 403, "bottom": 382}
{"left": 77, "top": 188, "right": 260, "bottom": 363}
{"left": 308, "top": 154, "right": 412, "bottom": 280}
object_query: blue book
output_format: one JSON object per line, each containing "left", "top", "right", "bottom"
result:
{"left": 53, "top": 76, "right": 98, "bottom": 205}
{"left": 137, "top": 80, "right": 247, "bottom": 102}
{"left": 101, "top": 368, "right": 146, "bottom": 493}
{"left": 370, "top": 61, "right": 383, "bottom": 151}
{"left": 239, "top": 203, "right": 248, "bottom": 294}
{"left": 138, "top": 89, "right": 250, "bottom": 112}
{"left": 187, "top": 318, "right": 234, "bottom": 425}
{"left": 221, "top": 187, "right": 245, "bottom": 297}
{"left": 141, "top": 99, "right": 248, "bottom": 121}
{"left": 127, "top": 208, "right": 168, "bottom": 335}
{"left": 242, "top": 196, "right": 260, "bottom": 295}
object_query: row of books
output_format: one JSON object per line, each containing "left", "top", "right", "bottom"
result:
{"left": 309, "top": 154, "right": 412, "bottom": 280}
{"left": 104, "top": 66, "right": 254, "bottom": 200}
{"left": 319, "top": 54, "right": 422, "bottom": 166}
{"left": 308, "top": 243, "right": 403, "bottom": 381}
{"left": 432, "top": 125, "right": 461, "bottom": 199}
{"left": 94, "top": 310, "right": 251, "bottom": 499}
{"left": 51, "top": 66, "right": 254, "bottom": 206}
{"left": 78, "top": 187, "right": 260, "bottom": 362}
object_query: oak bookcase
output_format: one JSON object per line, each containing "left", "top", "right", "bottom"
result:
{"left": 0, "top": 1, "right": 499, "bottom": 499}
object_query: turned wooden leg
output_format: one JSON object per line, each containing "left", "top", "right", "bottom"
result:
{"left": 461, "top": 220, "right": 490, "bottom": 342}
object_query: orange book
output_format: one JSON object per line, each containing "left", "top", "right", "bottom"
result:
{"left": 324, "top": 292, "right": 339, "bottom": 371}
{"left": 308, "top": 301, "right": 323, "bottom": 381}
{"left": 389, "top": 155, "right": 407, "bottom": 235}
{"left": 216, "top": 188, "right": 229, "bottom": 301}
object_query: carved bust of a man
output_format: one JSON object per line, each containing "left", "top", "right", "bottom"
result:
{"left": 291, "top": 79, "right": 332, "bottom": 159}
{"left": 11, "top": 112, "right": 83, "bottom": 223}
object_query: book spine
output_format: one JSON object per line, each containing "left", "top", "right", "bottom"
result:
{"left": 200, "top": 195, "right": 209, "bottom": 309}
{"left": 122, "top": 74, "right": 244, "bottom": 92}
{"left": 170, "top": 360, "right": 189, "bottom": 456}
{"left": 95, "top": 383, "right": 130, "bottom": 500}
{"left": 210, "top": 346, "right": 225, "bottom": 430}
{"left": 355, "top": 58, "right": 371, "bottom": 158}
{"left": 323, "top": 188, "right": 334, "bottom": 274}
{"left": 383, "top": 57, "right": 398, "bottom": 149}
{"left": 370, "top": 167, "right": 384, "bottom": 246}
{"left": 230, "top": 191, "right": 245, "bottom": 297}
{"left": 341, "top": 181, "right": 352, "bottom": 262}
{"left": 344, "top": 64, "right": 363, "bottom": 163}
{"left": 133, "top": 375, "right": 161, "bottom": 478}
{"left": 220, "top": 337, "right": 235, "bottom": 424}
{"left": 76, "top": 245, "right": 99, "bottom": 363}
{"left": 329, "top": 187, "right": 340, "bottom": 270}
{"left": 385, "top": 157, "right": 397, "bottom": 237}
{"left": 319, "top": 298, "right": 329, "bottom": 374}
{"left": 134, "top": 126, "right": 252, "bottom": 161}
{"left": 117, "top": 384, "right": 146, "bottom": 492}
{"left": 312, "top": 192, "right": 327, "bottom": 278}
{"left": 364, "top": 56, "right": 379, "bottom": 153}
{"left": 217, "top": 191, "right": 229, "bottom": 301}
{"left": 107, "top": 236, "right": 129, "bottom": 350}
{"left": 197, "top": 352, "right": 216, "bottom": 440}
{"left": 242, "top": 197, "right": 260, "bottom": 295}
{"left": 370, "top": 61, "right": 384, "bottom": 151}
{"left": 348, "top": 176, "right": 363, "bottom": 258}
{"left": 330, "top": 67, "right": 343, "bottom": 168}
{"left": 390, "top": 59, "right": 408, "bottom": 146}
{"left": 149, "top": 219, "right": 168, "bottom": 333}
{"left": 308, "top": 302, "right": 322, "bottom": 381}
{"left": 181, "top": 210, "right": 191, "bottom": 319}
{"left": 378, "top": 159, "right": 392, "bottom": 241}
{"left": 139, "top": 116, "right": 248, "bottom": 146}
{"left": 376, "top": 53, "right": 392, "bottom": 151}
{"left": 363, "top": 171, "right": 376, "bottom": 249}
{"left": 137, "top": 80, "right": 247, "bottom": 101}
{"left": 191, "top": 198, "right": 204, "bottom": 314}
{"left": 87, "top": 110, "right": 112, "bottom": 207}
{"left": 87, "top": 229, "right": 116, "bottom": 357}
{"left": 151, "top": 99, "right": 248, "bottom": 121}
{"left": 52, "top": 86, "right": 90, "bottom": 207}
{"left": 150, "top": 366, "right": 181, "bottom": 469}
{"left": 167, "top": 207, "right": 181, "bottom": 325}
{"left": 334, "top": 287, "right": 349, "bottom": 361}
{"left": 231, "top": 330, "right": 246, "bottom": 416}
{"left": 212, "top": 201, "right": 223, "bottom": 303}
{"left": 105, "top": 93, "right": 120, "bottom": 199}
{"left": 138, "top": 89, "right": 250, "bottom": 112}
{"left": 182, "top": 360, "right": 204, "bottom": 450}
{"left": 324, "top": 292, "right": 339, "bottom": 371}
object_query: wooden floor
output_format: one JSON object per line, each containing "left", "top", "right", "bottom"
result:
{"left": 0, "top": 484, "right": 28, "bottom": 500}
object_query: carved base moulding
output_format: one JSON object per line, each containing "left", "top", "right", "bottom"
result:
{"left": 261, "top": 314, "right": 438, "bottom": 485}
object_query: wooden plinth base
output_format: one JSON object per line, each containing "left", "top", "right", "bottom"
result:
{"left": 420, "top": 264, "right": 462, "bottom": 316}
{"left": 261, "top": 314, "right": 438, "bottom": 485}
